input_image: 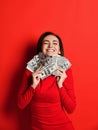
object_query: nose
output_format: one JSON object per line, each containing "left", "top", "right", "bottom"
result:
{"left": 48, "top": 43, "right": 53, "bottom": 48}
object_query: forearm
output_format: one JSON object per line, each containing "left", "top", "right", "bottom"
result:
{"left": 18, "top": 86, "right": 35, "bottom": 109}
{"left": 17, "top": 69, "right": 35, "bottom": 109}
{"left": 59, "top": 86, "right": 76, "bottom": 113}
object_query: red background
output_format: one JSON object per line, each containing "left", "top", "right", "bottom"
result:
{"left": 0, "top": 0, "right": 98, "bottom": 130}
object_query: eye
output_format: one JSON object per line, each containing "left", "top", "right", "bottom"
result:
{"left": 43, "top": 41, "right": 49, "bottom": 44}
{"left": 53, "top": 42, "right": 58, "bottom": 45}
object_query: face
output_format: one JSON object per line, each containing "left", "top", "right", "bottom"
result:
{"left": 41, "top": 35, "right": 61, "bottom": 56}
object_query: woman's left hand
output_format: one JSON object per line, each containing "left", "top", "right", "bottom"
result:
{"left": 55, "top": 67, "right": 67, "bottom": 88}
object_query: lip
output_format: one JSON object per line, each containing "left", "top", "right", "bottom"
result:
{"left": 46, "top": 49, "right": 55, "bottom": 52}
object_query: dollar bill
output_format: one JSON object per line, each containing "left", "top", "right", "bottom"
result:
{"left": 26, "top": 52, "right": 72, "bottom": 79}
{"left": 40, "top": 63, "right": 58, "bottom": 79}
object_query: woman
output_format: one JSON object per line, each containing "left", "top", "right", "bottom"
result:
{"left": 18, "top": 32, "right": 76, "bottom": 130}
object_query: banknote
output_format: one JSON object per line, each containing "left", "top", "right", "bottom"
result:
{"left": 39, "top": 63, "right": 58, "bottom": 79}
{"left": 26, "top": 52, "right": 72, "bottom": 79}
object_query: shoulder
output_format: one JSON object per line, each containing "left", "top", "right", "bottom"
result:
{"left": 25, "top": 69, "right": 32, "bottom": 75}
{"left": 23, "top": 69, "right": 32, "bottom": 80}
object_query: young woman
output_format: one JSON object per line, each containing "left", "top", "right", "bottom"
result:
{"left": 18, "top": 32, "right": 76, "bottom": 130}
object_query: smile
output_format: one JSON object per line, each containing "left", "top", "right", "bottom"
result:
{"left": 46, "top": 49, "right": 55, "bottom": 52}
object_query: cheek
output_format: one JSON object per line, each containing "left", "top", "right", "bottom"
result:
{"left": 57, "top": 48, "right": 61, "bottom": 54}
{"left": 41, "top": 45, "right": 46, "bottom": 52}
{"left": 56, "top": 46, "right": 60, "bottom": 51}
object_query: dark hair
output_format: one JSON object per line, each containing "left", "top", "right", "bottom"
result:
{"left": 36, "top": 32, "right": 64, "bottom": 56}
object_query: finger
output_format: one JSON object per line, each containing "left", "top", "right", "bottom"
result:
{"left": 55, "top": 70, "right": 62, "bottom": 77}
{"left": 36, "top": 74, "right": 41, "bottom": 79}
{"left": 33, "top": 71, "right": 43, "bottom": 78}
{"left": 36, "top": 70, "right": 43, "bottom": 74}
{"left": 56, "top": 76, "right": 60, "bottom": 81}
{"left": 58, "top": 67, "right": 65, "bottom": 73}
{"left": 36, "top": 65, "right": 43, "bottom": 72}
{"left": 65, "top": 73, "right": 67, "bottom": 78}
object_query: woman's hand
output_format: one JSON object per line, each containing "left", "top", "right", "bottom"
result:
{"left": 31, "top": 66, "right": 42, "bottom": 89}
{"left": 55, "top": 67, "right": 67, "bottom": 88}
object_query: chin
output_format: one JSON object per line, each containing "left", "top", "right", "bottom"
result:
{"left": 46, "top": 54, "right": 57, "bottom": 57}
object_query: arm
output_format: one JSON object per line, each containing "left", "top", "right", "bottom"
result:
{"left": 57, "top": 69, "right": 76, "bottom": 113}
{"left": 17, "top": 69, "right": 35, "bottom": 109}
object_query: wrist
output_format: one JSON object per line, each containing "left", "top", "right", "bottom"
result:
{"left": 31, "top": 84, "right": 37, "bottom": 89}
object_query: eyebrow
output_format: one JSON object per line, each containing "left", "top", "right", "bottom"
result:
{"left": 52, "top": 40, "right": 58, "bottom": 42}
{"left": 43, "top": 40, "right": 58, "bottom": 42}
{"left": 43, "top": 40, "right": 49, "bottom": 42}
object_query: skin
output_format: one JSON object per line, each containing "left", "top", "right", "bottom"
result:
{"left": 31, "top": 35, "right": 67, "bottom": 89}
{"left": 41, "top": 35, "right": 61, "bottom": 56}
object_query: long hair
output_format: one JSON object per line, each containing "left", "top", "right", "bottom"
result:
{"left": 36, "top": 32, "right": 64, "bottom": 56}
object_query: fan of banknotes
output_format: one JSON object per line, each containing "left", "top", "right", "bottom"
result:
{"left": 26, "top": 52, "right": 72, "bottom": 79}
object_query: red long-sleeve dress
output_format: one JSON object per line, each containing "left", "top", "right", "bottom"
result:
{"left": 18, "top": 68, "right": 76, "bottom": 130}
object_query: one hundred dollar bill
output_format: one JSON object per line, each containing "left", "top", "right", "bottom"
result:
{"left": 26, "top": 52, "right": 72, "bottom": 79}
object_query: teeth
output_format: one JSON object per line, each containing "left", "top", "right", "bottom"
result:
{"left": 47, "top": 49, "right": 54, "bottom": 52}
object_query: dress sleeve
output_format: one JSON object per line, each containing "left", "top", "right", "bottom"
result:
{"left": 59, "top": 68, "right": 76, "bottom": 113}
{"left": 17, "top": 69, "right": 35, "bottom": 109}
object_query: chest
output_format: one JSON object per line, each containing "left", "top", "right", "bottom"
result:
{"left": 32, "top": 76, "right": 61, "bottom": 103}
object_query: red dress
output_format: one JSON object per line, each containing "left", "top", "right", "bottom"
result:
{"left": 18, "top": 68, "right": 76, "bottom": 130}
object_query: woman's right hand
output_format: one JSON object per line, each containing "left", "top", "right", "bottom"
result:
{"left": 31, "top": 66, "right": 42, "bottom": 89}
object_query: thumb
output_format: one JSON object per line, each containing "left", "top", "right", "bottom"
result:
{"left": 56, "top": 76, "right": 60, "bottom": 81}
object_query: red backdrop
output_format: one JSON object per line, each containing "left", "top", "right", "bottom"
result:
{"left": 0, "top": 0, "right": 98, "bottom": 130}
